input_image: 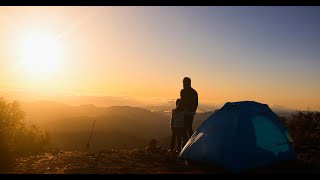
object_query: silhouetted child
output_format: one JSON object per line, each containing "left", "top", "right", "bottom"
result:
{"left": 169, "top": 98, "right": 187, "bottom": 153}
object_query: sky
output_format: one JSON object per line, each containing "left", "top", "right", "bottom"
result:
{"left": 0, "top": 6, "right": 320, "bottom": 111}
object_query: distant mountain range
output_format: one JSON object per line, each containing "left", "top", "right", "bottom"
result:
{"left": 19, "top": 101, "right": 217, "bottom": 151}
{"left": 1, "top": 89, "right": 220, "bottom": 111}
{"left": 18, "top": 100, "right": 297, "bottom": 151}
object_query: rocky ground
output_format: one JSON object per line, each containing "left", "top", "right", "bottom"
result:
{"left": 5, "top": 149, "right": 222, "bottom": 174}
{"left": 2, "top": 146, "right": 320, "bottom": 174}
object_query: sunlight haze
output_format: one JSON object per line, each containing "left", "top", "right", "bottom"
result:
{"left": 1, "top": 6, "right": 320, "bottom": 111}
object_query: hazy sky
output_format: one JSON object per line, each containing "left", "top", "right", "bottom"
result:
{"left": 1, "top": 6, "right": 320, "bottom": 110}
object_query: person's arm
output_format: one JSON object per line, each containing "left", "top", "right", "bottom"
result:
{"left": 170, "top": 109, "right": 175, "bottom": 129}
{"left": 195, "top": 90, "right": 198, "bottom": 111}
{"left": 192, "top": 90, "right": 198, "bottom": 112}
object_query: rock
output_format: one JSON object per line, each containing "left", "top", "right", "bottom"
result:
{"left": 145, "top": 139, "right": 163, "bottom": 155}
{"left": 129, "top": 148, "right": 144, "bottom": 155}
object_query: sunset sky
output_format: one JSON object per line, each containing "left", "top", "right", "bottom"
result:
{"left": 0, "top": 6, "right": 320, "bottom": 110}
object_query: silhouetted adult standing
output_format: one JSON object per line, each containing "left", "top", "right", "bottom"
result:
{"left": 180, "top": 77, "right": 198, "bottom": 139}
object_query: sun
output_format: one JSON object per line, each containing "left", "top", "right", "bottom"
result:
{"left": 19, "top": 33, "right": 61, "bottom": 76}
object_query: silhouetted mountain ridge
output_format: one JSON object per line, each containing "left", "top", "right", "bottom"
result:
{"left": 20, "top": 100, "right": 297, "bottom": 151}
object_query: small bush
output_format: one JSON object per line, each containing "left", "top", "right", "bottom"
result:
{"left": 285, "top": 111, "right": 320, "bottom": 149}
{"left": 0, "top": 97, "right": 55, "bottom": 167}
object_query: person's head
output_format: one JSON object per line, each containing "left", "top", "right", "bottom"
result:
{"left": 176, "top": 98, "right": 184, "bottom": 110}
{"left": 176, "top": 98, "right": 181, "bottom": 108}
{"left": 183, "top": 77, "right": 191, "bottom": 89}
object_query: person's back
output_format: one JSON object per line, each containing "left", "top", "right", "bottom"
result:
{"left": 180, "top": 77, "right": 198, "bottom": 139}
{"left": 169, "top": 99, "right": 186, "bottom": 153}
{"left": 180, "top": 87, "right": 198, "bottom": 112}
{"left": 171, "top": 106, "right": 185, "bottom": 129}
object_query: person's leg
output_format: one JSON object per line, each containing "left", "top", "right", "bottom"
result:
{"left": 185, "top": 115, "right": 194, "bottom": 139}
{"left": 177, "top": 128, "right": 182, "bottom": 152}
{"left": 181, "top": 127, "right": 188, "bottom": 147}
{"left": 170, "top": 129, "right": 177, "bottom": 151}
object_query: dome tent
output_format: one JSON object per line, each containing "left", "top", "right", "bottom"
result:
{"left": 178, "top": 101, "right": 296, "bottom": 173}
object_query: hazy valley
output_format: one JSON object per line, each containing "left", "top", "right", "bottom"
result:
{"left": 20, "top": 100, "right": 294, "bottom": 151}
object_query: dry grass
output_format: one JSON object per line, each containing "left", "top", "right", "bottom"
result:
{"left": 5, "top": 149, "right": 201, "bottom": 174}
{"left": 1, "top": 146, "right": 318, "bottom": 174}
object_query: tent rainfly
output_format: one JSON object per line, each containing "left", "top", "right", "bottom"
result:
{"left": 179, "top": 101, "right": 296, "bottom": 172}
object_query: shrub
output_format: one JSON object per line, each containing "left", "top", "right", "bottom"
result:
{"left": 0, "top": 97, "right": 55, "bottom": 168}
{"left": 287, "top": 111, "right": 320, "bottom": 148}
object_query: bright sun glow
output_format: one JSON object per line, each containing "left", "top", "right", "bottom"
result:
{"left": 19, "top": 33, "right": 60, "bottom": 76}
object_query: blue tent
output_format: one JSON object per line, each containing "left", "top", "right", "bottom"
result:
{"left": 178, "top": 101, "right": 296, "bottom": 172}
